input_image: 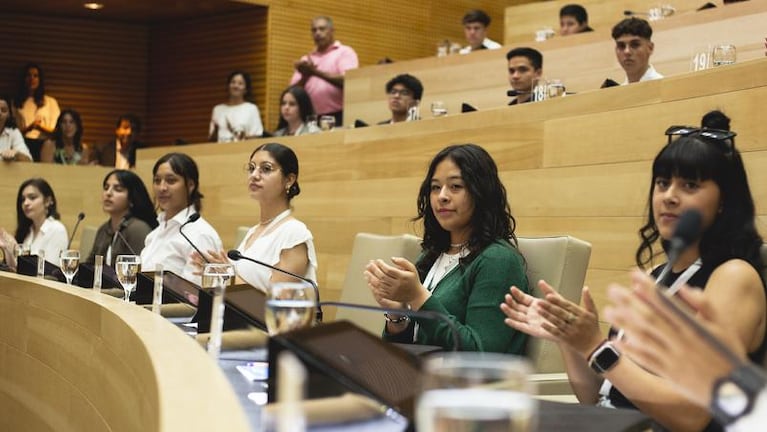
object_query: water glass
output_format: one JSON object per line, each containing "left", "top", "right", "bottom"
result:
{"left": 59, "top": 249, "right": 80, "bottom": 286}
{"left": 547, "top": 79, "right": 565, "bottom": 98}
{"left": 115, "top": 255, "right": 141, "bottom": 302}
{"left": 319, "top": 115, "right": 336, "bottom": 131}
{"left": 416, "top": 353, "right": 538, "bottom": 432}
{"left": 203, "top": 263, "right": 235, "bottom": 359}
{"left": 712, "top": 44, "right": 736, "bottom": 67}
{"left": 306, "top": 114, "right": 318, "bottom": 129}
{"left": 265, "top": 281, "right": 316, "bottom": 336}
{"left": 430, "top": 101, "right": 447, "bottom": 117}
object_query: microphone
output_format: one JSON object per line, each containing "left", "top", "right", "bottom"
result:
{"left": 111, "top": 217, "right": 138, "bottom": 256}
{"left": 656, "top": 209, "right": 703, "bottom": 289}
{"left": 67, "top": 212, "right": 85, "bottom": 249}
{"left": 179, "top": 213, "right": 209, "bottom": 264}
{"left": 319, "top": 301, "right": 461, "bottom": 351}
{"left": 623, "top": 10, "right": 649, "bottom": 16}
{"left": 506, "top": 89, "right": 531, "bottom": 97}
{"left": 227, "top": 249, "right": 323, "bottom": 322}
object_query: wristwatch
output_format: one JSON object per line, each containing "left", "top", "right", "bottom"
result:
{"left": 588, "top": 340, "right": 621, "bottom": 374}
{"left": 710, "top": 364, "right": 766, "bottom": 425}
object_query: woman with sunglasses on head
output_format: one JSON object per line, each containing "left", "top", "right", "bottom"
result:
{"left": 365, "top": 144, "right": 529, "bottom": 353}
{"left": 140, "top": 153, "right": 223, "bottom": 285}
{"left": 0, "top": 178, "right": 67, "bottom": 270}
{"left": 502, "top": 125, "right": 766, "bottom": 431}
{"left": 194, "top": 143, "right": 317, "bottom": 291}
{"left": 85, "top": 170, "right": 157, "bottom": 266}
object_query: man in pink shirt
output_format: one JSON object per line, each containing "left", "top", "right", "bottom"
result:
{"left": 290, "top": 16, "right": 359, "bottom": 127}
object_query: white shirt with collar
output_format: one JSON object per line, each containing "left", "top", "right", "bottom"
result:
{"left": 140, "top": 206, "right": 223, "bottom": 285}
{"left": 22, "top": 216, "right": 68, "bottom": 264}
{"left": 0, "top": 127, "right": 32, "bottom": 160}
{"left": 459, "top": 37, "right": 502, "bottom": 54}
{"left": 622, "top": 64, "right": 663, "bottom": 85}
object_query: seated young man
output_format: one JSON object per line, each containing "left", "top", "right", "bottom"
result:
{"left": 559, "top": 4, "right": 593, "bottom": 36}
{"left": 459, "top": 9, "right": 501, "bottom": 54}
{"left": 612, "top": 18, "right": 663, "bottom": 84}
{"left": 506, "top": 47, "right": 543, "bottom": 105}
{"left": 378, "top": 74, "right": 423, "bottom": 124}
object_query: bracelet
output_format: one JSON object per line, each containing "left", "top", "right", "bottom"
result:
{"left": 384, "top": 312, "right": 410, "bottom": 324}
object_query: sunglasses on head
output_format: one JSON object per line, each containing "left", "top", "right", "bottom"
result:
{"left": 664, "top": 125, "right": 737, "bottom": 149}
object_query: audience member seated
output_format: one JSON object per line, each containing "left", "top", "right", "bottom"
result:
{"left": 612, "top": 18, "right": 663, "bottom": 84}
{"left": 378, "top": 74, "right": 424, "bottom": 125}
{"left": 209, "top": 70, "right": 264, "bottom": 142}
{"left": 273, "top": 86, "right": 319, "bottom": 137}
{"left": 502, "top": 127, "right": 766, "bottom": 431}
{"left": 459, "top": 9, "right": 502, "bottom": 54}
{"left": 40, "top": 109, "right": 88, "bottom": 165}
{"left": 0, "top": 94, "right": 32, "bottom": 163}
{"left": 85, "top": 170, "right": 157, "bottom": 266}
{"left": 290, "top": 15, "right": 359, "bottom": 127}
{"left": 0, "top": 178, "right": 68, "bottom": 270}
{"left": 559, "top": 4, "right": 593, "bottom": 36}
{"left": 15, "top": 63, "right": 60, "bottom": 143}
{"left": 605, "top": 271, "right": 767, "bottom": 432}
{"left": 366, "top": 144, "right": 529, "bottom": 353}
{"left": 506, "top": 47, "right": 543, "bottom": 105}
{"left": 194, "top": 143, "right": 317, "bottom": 292}
{"left": 140, "top": 153, "right": 223, "bottom": 285}
{"left": 90, "top": 114, "right": 142, "bottom": 169}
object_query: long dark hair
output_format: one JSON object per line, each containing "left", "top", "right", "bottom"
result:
{"left": 52, "top": 109, "right": 84, "bottom": 153}
{"left": 227, "top": 70, "right": 253, "bottom": 101}
{"left": 250, "top": 142, "right": 301, "bottom": 200}
{"left": 275, "top": 86, "right": 316, "bottom": 132}
{"left": 0, "top": 94, "right": 18, "bottom": 129}
{"left": 636, "top": 135, "right": 763, "bottom": 274}
{"left": 15, "top": 178, "right": 60, "bottom": 243}
{"left": 152, "top": 153, "right": 204, "bottom": 212}
{"left": 15, "top": 63, "right": 47, "bottom": 108}
{"left": 415, "top": 144, "right": 519, "bottom": 277}
{"left": 103, "top": 170, "right": 158, "bottom": 229}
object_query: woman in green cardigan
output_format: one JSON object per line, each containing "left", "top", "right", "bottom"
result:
{"left": 365, "top": 143, "right": 529, "bottom": 353}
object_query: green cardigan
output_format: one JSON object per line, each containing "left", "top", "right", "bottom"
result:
{"left": 383, "top": 240, "right": 529, "bottom": 353}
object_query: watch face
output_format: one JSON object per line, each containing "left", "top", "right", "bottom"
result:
{"left": 717, "top": 381, "right": 749, "bottom": 416}
{"left": 594, "top": 345, "right": 620, "bottom": 370}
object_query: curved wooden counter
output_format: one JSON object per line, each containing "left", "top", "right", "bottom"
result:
{"left": 0, "top": 272, "right": 250, "bottom": 431}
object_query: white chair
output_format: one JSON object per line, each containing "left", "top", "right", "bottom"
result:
{"left": 516, "top": 235, "right": 592, "bottom": 396}
{"left": 334, "top": 233, "right": 422, "bottom": 335}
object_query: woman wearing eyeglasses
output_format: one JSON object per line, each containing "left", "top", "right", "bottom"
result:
{"left": 502, "top": 126, "right": 766, "bottom": 431}
{"left": 195, "top": 143, "right": 317, "bottom": 291}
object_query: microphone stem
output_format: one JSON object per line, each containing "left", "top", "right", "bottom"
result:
{"left": 319, "top": 301, "right": 461, "bottom": 351}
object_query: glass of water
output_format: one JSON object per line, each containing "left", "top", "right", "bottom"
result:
{"left": 59, "top": 249, "right": 80, "bottom": 285}
{"left": 430, "top": 101, "right": 447, "bottom": 117}
{"left": 712, "top": 44, "right": 736, "bottom": 67}
{"left": 115, "top": 255, "right": 141, "bottom": 302}
{"left": 265, "top": 281, "right": 316, "bottom": 336}
{"left": 319, "top": 115, "right": 336, "bottom": 131}
{"left": 417, "top": 353, "right": 538, "bottom": 432}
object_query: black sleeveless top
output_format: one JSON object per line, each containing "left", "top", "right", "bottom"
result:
{"left": 607, "top": 261, "right": 767, "bottom": 432}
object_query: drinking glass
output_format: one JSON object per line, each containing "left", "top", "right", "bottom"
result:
{"left": 547, "top": 79, "right": 565, "bottom": 98}
{"left": 319, "top": 115, "right": 336, "bottom": 131}
{"left": 59, "top": 249, "right": 80, "bottom": 286}
{"left": 306, "top": 114, "right": 318, "bottom": 129}
{"left": 115, "top": 255, "right": 141, "bottom": 302}
{"left": 712, "top": 44, "right": 736, "bottom": 67}
{"left": 203, "top": 263, "right": 235, "bottom": 359}
{"left": 265, "top": 281, "right": 316, "bottom": 336}
{"left": 430, "top": 101, "right": 447, "bottom": 117}
{"left": 416, "top": 353, "right": 538, "bottom": 432}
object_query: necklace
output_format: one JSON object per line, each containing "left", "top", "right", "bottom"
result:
{"left": 450, "top": 242, "right": 467, "bottom": 249}
{"left": 258, "top": 216, "right": 276, "bottom": 226}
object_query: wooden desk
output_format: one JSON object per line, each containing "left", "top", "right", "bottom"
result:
{"left": 344, "top": 1, "right": 765, "bottom": 125}
{"left": 0, "top": 272, "right": 249, "bottom": 431}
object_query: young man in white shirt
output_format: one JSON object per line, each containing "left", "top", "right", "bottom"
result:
{"left": 459, "top": 9, "right": 502, "bottom": 54}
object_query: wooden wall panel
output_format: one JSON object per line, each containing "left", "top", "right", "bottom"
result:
{"left": 0, "top": 13, "right": 148, "bottom": 147}
{"left": 146, "top": 8, "right": 268, "bottom": 146}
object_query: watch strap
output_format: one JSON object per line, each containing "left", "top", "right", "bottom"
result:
{"left": 710, "top": 363, "right": 767, "bottom": 425}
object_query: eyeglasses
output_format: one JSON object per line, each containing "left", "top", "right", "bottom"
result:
{"left": 388, "top": 88, "right": 412, "bottom": 97}
{"left": 244, "top": 163, "right": 280, "bottom": 176}
{"left": 664, "top": 125, "right": 736, "bottom": 149}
